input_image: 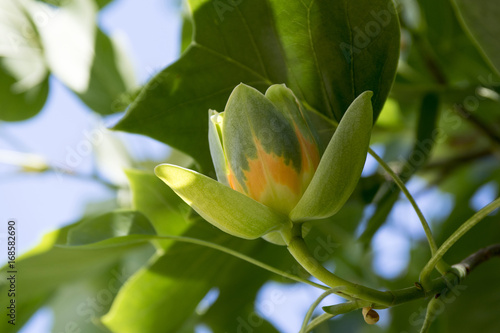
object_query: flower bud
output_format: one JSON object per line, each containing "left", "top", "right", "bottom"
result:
{"left": 157, "top": 84, "right": 373, "bottom": 242}
{"left": 362, "top": 307, "right": 380, "bottom": 324}
{"left": 209, "top": 83, "right": 320, "bottom": 215}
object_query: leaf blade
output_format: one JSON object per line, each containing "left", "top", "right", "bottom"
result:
{"left": 115, "top": 0, "right": 399, "bottom": 170}
{"left": 452, "top": 0, "right": 500, "bottom": 75}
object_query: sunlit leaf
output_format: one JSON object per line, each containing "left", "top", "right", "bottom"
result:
{"left": 115, "top": 0, "right": 399, "bottom": 170}
{"left": 67, "top": 210, "right": 156, "bottom": 246}
{"left": 0, "top": 219, "right": 152, "bottom": 332}
{"left": 126, "top": 169, "right": 191, "bottom": 235}
{"left": 101, "top": 222, "right": 278, "bottom": 333}
{"left": 0, "top": 0, "right": 49, "bottom": 121}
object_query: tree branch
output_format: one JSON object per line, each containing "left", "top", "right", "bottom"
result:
{"left": 458, "top": 243, "right": 500, "bottom": 274}
{"left": 454, "top": 104, "right": 500, "bottom": 147}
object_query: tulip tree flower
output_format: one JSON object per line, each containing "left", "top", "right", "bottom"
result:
{"left": 155, "top": 83, "right": 373, "bottom": 243}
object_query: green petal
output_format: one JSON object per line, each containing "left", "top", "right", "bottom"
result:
{"left": 223, "top": 83, "right": 301, "bottom": 189}
{"left": 208, "top": 110, "right": 229, "bottom": 186}
{"left": 155, "top": 164, "right": 290, "bottom": 239}
{"left": 290, "top": 91, "right": 373, "bottom": 222}
{"left": 265, "top": 84, "right": 321, "bottom": 151}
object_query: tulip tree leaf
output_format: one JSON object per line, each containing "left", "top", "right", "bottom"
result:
{"left": 41, "top": 0, "right": 114, "bottom": 9}
{"left": 59, "top": 210, "right": 292, "bottom": 331}
{"left": 0, "top": 217, "right": 152, "bottom": 332}
{"left": 125, "top": 169, "right": 191, "bottom": 236}
{"left": 415, "top": 0, "right": 499, "bottom": 85}
{"left": 0, "top": 225, "right": 146, "bottom": 305}
{"left": 452, "top": 0, "right": 500, "bottom": 75}
{"left": 0, "top": 0, "right": 135, "bottom": 122}
{"left": 0, "top": 67, "right": 49, "bottom": 122}
{"left": 0, "top": 0, "right": 50, "bottom": 121}
{"left": 290, "top": 91, "right": 373, "bottom": 221}
{"left": 74, "top": 28, "right": 137, "bottom": 114}
{"left": 155, "top": 164, "right": 290, "bottom": 239}
{"left": 67, "top": 210, "right": 156, "bottom": 246}
{"left": 201, "top": 243, "right": 289, "bottom": 333}
{"left": 48, "top": 263, "right": 126, "bottom": 333}
{"left": 28, "top": 0, "right": 135, "bottom": 115}
{"left": 102, "top": 221, "right": 286, "bottom": 333}
{"left": 114, "top": 0, "right": 399, "bottom": 171}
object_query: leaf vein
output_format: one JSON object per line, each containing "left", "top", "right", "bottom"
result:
{"left": 306, "top": 0, "right": 334, "bottom": 119}
{"left": 192, "top": 42, "right": 272, "bottom": 85}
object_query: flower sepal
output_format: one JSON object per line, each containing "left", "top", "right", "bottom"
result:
{"left": 155, "top": 163, "right": 292, "bottom": 239}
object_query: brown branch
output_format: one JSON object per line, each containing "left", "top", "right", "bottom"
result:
{"left": 454, "top": 104, "right": 500, "bottom": 147}
{"left": 424, "top": 149, "right": 494, "bottom": 171}
{"left": 459, "top": 244, "right": 500, "bottom": 275}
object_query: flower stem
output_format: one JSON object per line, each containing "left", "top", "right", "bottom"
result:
{"left": 299, "top": 287, "right": 345, "bottom": 333}
{"left": 304, "top": 313, "right": 335, "bottom": 332}
{"left": 282, "top": 224, "right": 395, "bottom": 306}
{"left": 281, "top": 224, "right": 500, "bottom": 309}
{"left": 155, "top": 234, "right": 329, "bottom": 290}
{"left": 367, "top": 148, "right": 450, "bottom": 274}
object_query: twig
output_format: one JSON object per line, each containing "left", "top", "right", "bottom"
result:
{"left": 454, "top": 104, "right": 500, "bottom": 147}
{"left": 424, "top": 149, "right": 494, "bottom": 171}
{"left": 459, "top": 243, "right": 500, "bottom": 274}
{"left": 420, "top": 197, "right": 500, "bottom": 288}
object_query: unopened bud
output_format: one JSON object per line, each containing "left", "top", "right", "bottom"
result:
{"left": 362, "top": 307, "right": 380, "bottom": 324}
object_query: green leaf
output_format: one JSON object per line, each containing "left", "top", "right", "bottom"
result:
{"left": 0, "top": 0, "right": 50, "bottom": 121}
{"left": 125, "top": 169, "right": 191, "bottom": 236}
{"left": 0, "top": 220, "right": 151, "bottom": 332}
{"left": 155, "top": 164, "right": 290, "bottom": 239}
{"left": 0, "top": 291, "right": 49, "bottom": 333}
{"left": 48, "top": 251, "right": 154, "bottom": 333}
{"left": 0, "top": 66, "right": 49, "bottom": 122}
{"left": 57, "top": 212, "right": 291, "bottom": 332}
{"left": 44, "top": 0, "right": 114, "bottom": 9}
{"left": 412, "top": 0, "right": 498, "bottom": 85}
{"left": 452, "top": 0, "right": 500, "bottom": 75}
{"left": 101, "top": 220, "right": 290, "bottom": 333}
{"left": 30, "top": 0, "right": 135, "bottom": 114}
{"left": 75, "top": 28, "right": 136, "bottom": 114}
{"left": 27, "top": 0, "right": 97, "bottom": 93}
{"left": 48, "top": 264, "right": 120, "bottom": 333}
{"left": 290, "top": 91, "right": 373, "bottom": 221}
{"left": 180, "top": 8, "right": 193, "bottom": 54}
{"left": 100, "top": 223, "right": 248, "bottom": 333}
{"left": 125, "top": 168, "right": 193, "bottom": 251}
{"left": 67, "top": 210, "right": 156, "bottom": 246}
{"left": 200, "top": 244, "right": 288, "bottom": 333}
{"left": 3, "top": 230, "right": 142, "bottom": 304}
{"left": 115, "top": 0, "right": 399, "bottom": 171}
{"left": 95, "top": 0, "right": 114, "bottom": 9}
